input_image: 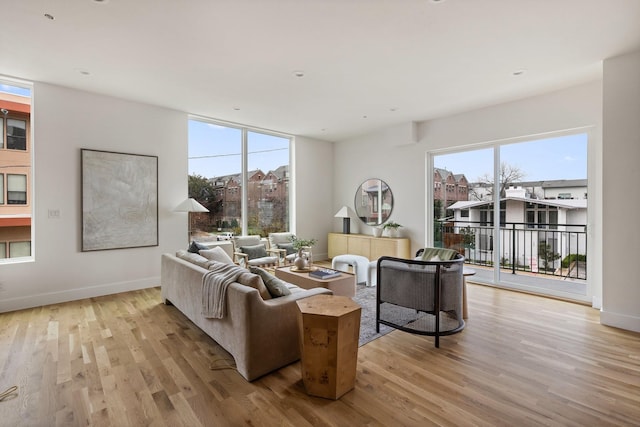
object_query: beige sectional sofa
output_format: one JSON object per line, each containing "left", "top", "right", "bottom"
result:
{"left": 160, "top": 252, "right": 332, "bottom": 381}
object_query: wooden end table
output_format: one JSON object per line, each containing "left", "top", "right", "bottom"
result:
{"left": 296, "top": 294, "right": 361, "bottom": 399}
{"left": 275, "top": 266, "right": 356, "bottom": 297}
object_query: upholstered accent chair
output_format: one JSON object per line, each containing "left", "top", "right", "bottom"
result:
{"left": 376, "top": 251, "right": 465, "bottom": 348}
{"left": 232, "top": 235, "right": 280, "bottom": 268}
{"left": 267, "top": 232, "right": 297, "bottom": 265}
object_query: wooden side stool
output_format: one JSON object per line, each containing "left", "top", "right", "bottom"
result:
{"left": 296, "top": 294, "right": 361, "bottom": 399}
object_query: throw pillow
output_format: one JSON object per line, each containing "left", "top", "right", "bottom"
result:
{"left": 240, "top": 244, "right": 268, "bottom": 260}
{"left": 249, "top": 267, "right": 292, "bottom": 298}
{"left": 188, "top": 241, "right": 209, "bottom": 253}
{"left": 276, "top": 243, "right": 295, "bottom": 255}
{"left": 199, "top": 246, "right": 234, "bottom": 265}
{"left": 176, "top": 250, "right": 210, "bottom": 268}
{"left": 420, "top": 247, "right": 458, "bottom": 261}
{"left": 236, "top": 272, "right": 272, "bottom": 300}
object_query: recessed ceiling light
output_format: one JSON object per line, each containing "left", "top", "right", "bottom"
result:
{"left": 513, "top": 69, "right": 526, "bottom": 76}
{"left": 233, "top": 107, "right": 241, "bottom": 111}
{"left": 44, "top": 13, "right": 54, "bottom": 20}
{"left": 74, "top": 68, "right": 91, "bottom": 75}
{"left": 92, "top": 0, "right": 109, "bottom": 4}
{"left": 292, "top": 71, "right": 305, "bottom": 78}
{"left": 390, "top": 107, "right": 398, "bottom": 112}
{"left": 362, "top": 115, "right": 368, "bottom": 119}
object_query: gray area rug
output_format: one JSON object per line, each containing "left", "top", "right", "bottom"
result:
{"left": 352, "top": 284, "right": 393, "bottom": 346}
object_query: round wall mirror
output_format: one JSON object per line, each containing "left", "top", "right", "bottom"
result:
{"left": 354, "top": 178, "right": 393, "bottom": 225}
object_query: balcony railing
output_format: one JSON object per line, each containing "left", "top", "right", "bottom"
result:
{"left": 435, "top": 220, "right": 587, "bottom": 280}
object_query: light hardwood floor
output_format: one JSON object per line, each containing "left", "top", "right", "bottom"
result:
{"left": 0, "top": 283, "right": 638, "bottom": 426}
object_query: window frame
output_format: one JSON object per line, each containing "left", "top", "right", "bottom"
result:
{"left": 6, "top": 118, "right": 27, "bottom": 151}
{"left": 7, "top": 173, "right": 27, "bottom": 205}
{"left": 0, "top": 78, "right": 34, "bottom": 263}
{"left": 188, "top": 117, "right": 292, "bottom": 237}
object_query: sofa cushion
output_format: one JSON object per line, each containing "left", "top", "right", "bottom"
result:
{"left": 188, "top": 241, "right": 209, "bottom": 253}
{"left": 276, "top": 242, "right": 295, "bottom": 255}
{"left": 176, "top": 249, "right": 210, "bottom": 268}
{"left": 200, "top": 246, "right": 234, "bottom": 265}
{"left": 249, "top": 267, "right": 292, "bottom": 298}
{"left": 240, "top": 244, "right": 268, "bottom": 260}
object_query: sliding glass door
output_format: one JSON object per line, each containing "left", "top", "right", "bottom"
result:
{"left": 431, "top": 132, "right": 589, "bottom": 301}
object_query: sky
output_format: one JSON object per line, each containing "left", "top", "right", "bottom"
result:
{"left": 434, "top": 133, "right": 588, "bottom": 183}
{"left": 0, "top": 84, "right": 31, "bottom": 97}
{"left": 188, "top": 119, "right": 289, "bottom": 178}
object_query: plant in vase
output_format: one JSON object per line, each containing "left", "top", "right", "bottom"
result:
{"left": 289, "top": 235, "right": 317, "bottom": 269}
{"left": 382, "top": 221, "right": 403, "bottom": 238}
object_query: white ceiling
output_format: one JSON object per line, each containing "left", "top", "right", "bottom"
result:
{"left": 3, "top": 0, "right": 640, "bottom": 141}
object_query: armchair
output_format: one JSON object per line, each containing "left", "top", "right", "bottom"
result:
{"left": 376, "top": 252, "right": 465, "bottom": 347}
{"left": 267, "top": 232, "right": 297, "bottom": 265}
{"left": 232, "top": 235, "right": 280, "bottom": 268}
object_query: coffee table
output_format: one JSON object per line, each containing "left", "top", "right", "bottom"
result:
{"left": 274, "top": 266, "right": 356, "bottom": 297}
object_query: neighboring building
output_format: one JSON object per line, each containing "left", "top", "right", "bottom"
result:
{"left": 448, "top": 186, "right": 587, "bottom": 277}
{"left": 434, "top": 168, "right": 468, "bottom": 216}
{"left": 469, "top": 179, "right": 587, "bottom": 201}
{"left": 193, "top": 165, "right": 290, "bottom": 234}
{"left": 0, "top": 92, "right": 31, "bottom": 259}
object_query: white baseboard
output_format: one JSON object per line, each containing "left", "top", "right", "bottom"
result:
{"left": 600, "top": 309, "right": 640, "bottom": 333}
{"left": 0, "top": 276, "right": 160, "bottom": 313}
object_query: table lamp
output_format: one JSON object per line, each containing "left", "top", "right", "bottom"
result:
{"left": 174, "top": 197, "right": 209, "bottom": 243}
{"left": 334, "top": 206, "right": 351, "bottom": 234}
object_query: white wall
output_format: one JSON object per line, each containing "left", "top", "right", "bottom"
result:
{"left": 0, "top": 83, "right": 187, "bottom": 312}
{"left": 0, "top": 83, "right": 336, "bottom": 312}
{"left": 602, "top": 50, "right": 640, "bottom": 332}
{"left": 292, "top": 136, "right": 334, "bottom": 261}
{"left": 334, "top": 81, "right": 603, "bottom": 305}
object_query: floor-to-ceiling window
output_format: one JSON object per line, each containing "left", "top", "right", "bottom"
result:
{"left": 0, "top": 81, "right": 32, "bottom": 261}
{"left": 188, "top": 118, "right": 291, "bottom": 238}
{"left": 431, "top": 131, "right": 589, "bottom": 302}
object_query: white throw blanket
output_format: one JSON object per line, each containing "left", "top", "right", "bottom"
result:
{"left": 202, "top": 262, "right": 245, "bottom": 319}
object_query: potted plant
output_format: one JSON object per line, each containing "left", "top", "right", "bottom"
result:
{"left": 290, "top": 236, "right": 317, "bottom": 269}
{"left": 382, "top": 221, "right": 403, "bottom": 238}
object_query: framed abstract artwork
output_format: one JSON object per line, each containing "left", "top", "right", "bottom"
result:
{"left": 81, "top": 149, "right": 158, "bottom": 251}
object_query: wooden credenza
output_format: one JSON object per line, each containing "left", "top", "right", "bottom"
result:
{"left": 328, "top": 233, "right": 411, "bottom": 260}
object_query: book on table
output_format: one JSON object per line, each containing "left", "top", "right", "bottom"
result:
{"left": 309, "top": 268, "right": 341, "bottom": 280}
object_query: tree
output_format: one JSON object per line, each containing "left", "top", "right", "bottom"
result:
{"left": 187, "top": 174, "right": 220, "bottom": 233}
{"left": 433, "top": 199, "right": 443, "bottom": 219}
{"left": 188, "top": 174, "right": 216, "bottom": 210}
{"left": 475, "top": 162, "right": 526, "bottom": 199}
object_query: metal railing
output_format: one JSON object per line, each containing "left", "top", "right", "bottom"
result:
{"left": 435, "top": 220, "right": 587, "bottom": 280}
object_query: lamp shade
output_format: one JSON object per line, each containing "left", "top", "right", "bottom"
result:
{"left": 334, "top": 206, "right": 350, "bottom": 218}
{"left": 174, "top": 198, "right": 209, "bottom": 213}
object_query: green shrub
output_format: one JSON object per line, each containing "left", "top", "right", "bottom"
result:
{"left": 561, "top": 253, "right": 586, "bottom": 268}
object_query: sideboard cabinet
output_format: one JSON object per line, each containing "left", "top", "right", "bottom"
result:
{"left": 328, "top": 233, "right": 411, "bottom": 260}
